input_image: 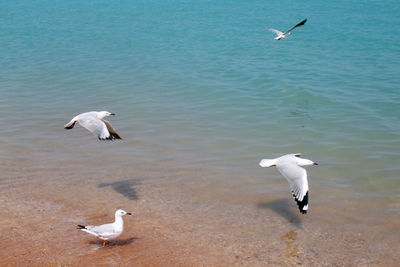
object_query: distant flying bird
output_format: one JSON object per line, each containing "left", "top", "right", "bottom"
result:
{"left": 259, "top": 153, "right": 317, "bottom": 214}
{"left": 77, "top": 209, "right": 132, "bottom": 246}
{"left": 267, "top": 19, "right": 307, "bottom": 40}
{"left": 64, "top": 111, "right": 122, "bottom": 141}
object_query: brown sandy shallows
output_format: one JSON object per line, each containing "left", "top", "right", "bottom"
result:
{"left": 0, "top": 161, "right": 399, "bottom": 266}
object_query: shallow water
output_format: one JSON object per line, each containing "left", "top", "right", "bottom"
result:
{"left": 1, "top": 0, "right": 399, "bottom": 265}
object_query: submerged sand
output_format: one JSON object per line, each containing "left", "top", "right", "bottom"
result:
{"left": 1, "top": 155, "right": 399, "bottom": 266}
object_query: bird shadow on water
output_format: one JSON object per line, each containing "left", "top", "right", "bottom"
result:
{"left": 98, "top": 178, "right": 141, "bottom": 200}
{"left": 89, "top": 237, "right": 137, "bottom": 248}
{"left": 257, "top": 198, "right": 303, "bottom": 229}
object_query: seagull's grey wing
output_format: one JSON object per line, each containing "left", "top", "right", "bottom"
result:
{"left": 276, "top": 163, "right": 309, "bottom": 214}
{"left": 285, "top": 19, "right": 307, "bottom": 34}
{"left": 86, "top": 223, "right": 115, "bottom": 235}
{"left": 78, "top": 116, "right": 111, "bottom": 140}
{"left": 102, "top": 119, "right": 122, "bottom": 140}
{"left": 267, "top": 28, "right": 284, "bottom": 36}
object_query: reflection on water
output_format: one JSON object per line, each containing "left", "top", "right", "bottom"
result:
{"left": 279, "top": 230, "right": 300, "bottom": 265}
{"left": 89, "top": 237, "right": 137, "bottom": 250}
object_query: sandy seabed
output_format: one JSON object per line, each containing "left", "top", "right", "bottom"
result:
{"left": 1, "top": 156, "right": 399, "bottom": 266}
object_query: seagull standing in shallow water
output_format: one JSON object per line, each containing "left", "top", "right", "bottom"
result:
{"left": 64, "top": 111, "right": 122, "bottom": 141}
{"left": 77, "top": 209, "right": 132, "bottom": 246}
{"left": 259, "top": 153, "right": 317, "bottom": 214}
{"left": 267, "top": 19, "right": 307, "bottom": 40}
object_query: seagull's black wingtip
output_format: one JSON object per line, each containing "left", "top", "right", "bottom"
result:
{"left": 98, "top": 134, "right": 122, "bottom": 141}
{"left": 292, "top": 191, "right": 309, "bottom": 214}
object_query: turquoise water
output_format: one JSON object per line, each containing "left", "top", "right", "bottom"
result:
{"left": 1, "top": 0, "right": 399, "bottom": 200}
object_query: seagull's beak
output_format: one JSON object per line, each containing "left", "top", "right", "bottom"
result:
{"left": 126, "top": 212, "right": 132, "bottom": 215}
{"left": 313, "top": 163, "right": 318, "bottom": 165}
{"left": 110, "top": 113, "right": 116, "bottom": 116}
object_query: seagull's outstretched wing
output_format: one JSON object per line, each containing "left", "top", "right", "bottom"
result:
{"left": 267, "top": 28, "right": 284, "bottom": 36}
{"left": 285, "top": 19, "right": 307, "bottom": 34}
{"left": 102, "top": 120, "right": 122, "bottom": 140}
{"left": 276, "top": 163, "right": 309, "bottom": 214}
{"left": 77, "top": 117, "right": 110, "bottom": 140}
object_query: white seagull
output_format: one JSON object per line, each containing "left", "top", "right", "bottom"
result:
{"left": 64, "top": 111, "right": 122, "bottom": 141}
{"left": 259, "top": 153, "right": 317, "bottom": 214}
{"left": 77, "top": 209, "right": 132, "bottom": 246}
{"left": 267, "top": 18, "right": 307, "bottom": 40}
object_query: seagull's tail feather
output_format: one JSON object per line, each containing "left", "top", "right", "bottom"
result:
{"left": 259, "top": 159, "right": 277, "bottom": 168}
{"left": 64, "top": 120, "right": 76, "bottom": 130}
{"left": 77, "top": 225, "right": 100, "bottom": 237}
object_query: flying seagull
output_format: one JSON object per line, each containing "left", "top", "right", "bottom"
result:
{"left": 77, "top": 209, "right": 132, "bottom": 246}
{"left": 267, "top": 19, "right": 307, "bottom": 40}
{"left": 64, "top": 111, "right": 122, "bottom": 140}
{"left": 259, "top": 153, "right": 317, "bottom": 214}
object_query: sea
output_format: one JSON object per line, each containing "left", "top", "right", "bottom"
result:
{"left": 1, "top": 0, "right": 399, "bottom": 264}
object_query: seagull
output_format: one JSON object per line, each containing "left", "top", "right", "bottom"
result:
{"left": 77, "top": 209, "right": 132, "bottom": 246}
{"left": 267, "top": 18, "right": 307, "bottom": 40}
{"left": 259, "top": 153, "right": 317, "bottom": 214}
{"left": 64, "top": 111, "right": 122, "bottom": 140}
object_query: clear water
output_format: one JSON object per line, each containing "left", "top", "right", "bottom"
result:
{"left": 1, "top": 0, "right": 399, "bottom": 201}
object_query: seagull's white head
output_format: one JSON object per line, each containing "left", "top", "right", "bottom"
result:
{"left": 115, "top": 209, "right": 132, "bottom": 217}
{"left": 296, "top": 157, "right": 318, "bottom": 167}
{"left": 97, "top": 111, "right": 115, "bottom": 119}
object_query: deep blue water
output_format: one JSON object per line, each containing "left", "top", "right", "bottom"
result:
{"left": 1, "top": 0, "right": 399, "bottom": 197}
